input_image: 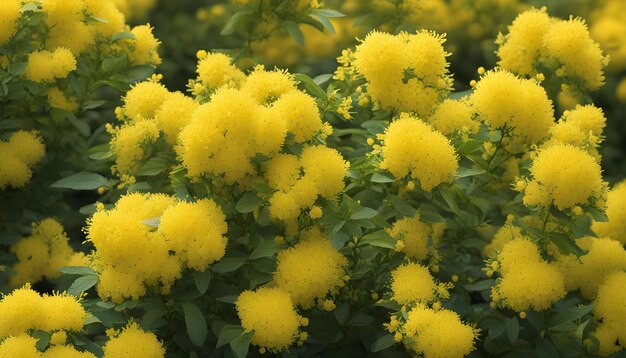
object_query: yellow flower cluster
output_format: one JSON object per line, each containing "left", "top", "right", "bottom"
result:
{"left": 103, "top": 322, "right": 165, "bottom": 358}
{"left": 427, "top": 99, "right": 479, "bottom": 135}
{"left": 0, "top": 0, "right": 21, "bottom": 45}
{"left": 273, "top": 228, "right": 348, "bottom": 309}
{"left": 491, "top": 238, "right": 566, "bottom": 311}
{"left": 0, "top": 285, "right": 90, "bottom": 356}
{"left": 266, "top": 146, "right": 348, "bottom": 221}
{"left": 128, "top": 24, "right": 162, "bottom": 65}
{"left": 592, "top": 272, "right": 626, "bottom": 355}
{"left": 388, "top": 214, "right": 437, "bottom": 261}
{"left": 390, "top": 263, "right": 438, "bottom": 305}
{"left": 194, "top": 51, "right": 245, "bottom": 92}
{"left": 87, "top": 193, "right": 227, "bottom": 302}
{"left": 388, "top": 305, "right": 477, "bottom": 358}
{"left": 235, "top": 287, "right": 306, "bottom": 352}
{"left": 48, "top": 87, "right": 79, "bottom": 112}
{"left": 521, "top": 144, "right": 606, "bottom": 210}
{"left": 593, "top": 181, "right": 626, "bottom": 245}
{"left": 353, "top": 31, "right": 452, "bottom": 117}
{"left": 483, "top": 220, "right": 524, "bottom": 258}
{"left": 380, "top": 114, "right": 458, "bottom": 191}
{"left": 179, "top": 63, "right": 334, "bottom": 185}
{"left": 555, "top": 236, "right": 626, "bottom": 299}
{"left": 0, "top": 131, "right": 45, "bottom": 190}
{"left": 590, "top": 0, "right": 626, "bottom": 73}
{"left": 497, "top": 8, "right": 608, "bottom": 91}
{"left": 10, "top": 218, "right": 88, "bottom": 287}
{"left": 471, "top": 70, "right": 554, "bottom": 144}
{"left": 25, "top": 48, "right": 77, "bottom": 83}
{"left": 544, "top": 104, "right": 606, "bottom": 156}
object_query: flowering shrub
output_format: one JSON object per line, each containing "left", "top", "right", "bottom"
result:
{"left": 1, "top": 1, "right": 626, "bottom": 358}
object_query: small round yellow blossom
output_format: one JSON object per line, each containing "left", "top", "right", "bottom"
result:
{"left": 241, "top": 66, "right": 297, "bottom": 105}
{"left": 402, "top": 305, "right": 478, "bottom": 358}
{"left": 353, "top": 31, "right": 452, "bottom": 117}
{"left": 390, "top": 263, "right": 437, "bottom": 305}
{"left": 195, "top": 52, "right": 245, "bottom": 90}
{"left": 562, "top": 104, "right": 606, "bottom": 138}
{"left": 309, "top": 206, "right": 323, "bottom": 219}
{"left": 0, "top": 131, "right": 45, "bottom": 190}
{"left": 380, "top": 114, "right": 458, "bottom": 191}
{"left": 122, "top": 81, "right": 170, "bottom": 121}
{"left": 593, "top": 271, "right": 626, "bottom": 353}
{"left": 593, "top": 181, "right": 626, "bottom": 244}
{"left": 428, "top": 99, "right": 478, "bottom": 135}
{"left": 129, "top": 24, "right": 161, "bottom": 65}
{"left": 523, "top": 144, "right": 606, "bottom": 210}
{"left": 0, "top": 0, "right": 21, "bottom": 45}
{"left": 154, "top": 91, "right": 199, "bottom": 145}
{"left": 50, "top": 331, "right": 68, "bottom": 346}
{"left": 25, "top": 48, "right": 77, "bottom": 83}
{"left": 471, "top": 70, "right": 554, "bottom": 144}
{"left": 0, "top": 334, "right": 40, "bottom": 357}
{"left": 388, "top": 214, "right": 433, "bottom": 261}
{"left": 110, "top": 119, "right": 160, "bottom": 180}
{"left": 271, "top": 90, "right": 326, "bottom": 143}
{"left": 555, "top": 237, "right": 626, "bottom": 299}
{"left": 47, "top": 88, "right": 78, "bottom": 112}
{"left": 236, "top": 287, "right": 304, "bottom": 352}
{"left": 103, "top": 322, "right": 165, "bottom": 358}
{"left": 273, "top": 228, "right": 348, "bottom": 309}
{"left": 157, "top": 199, "right": 228, "bottom": 271}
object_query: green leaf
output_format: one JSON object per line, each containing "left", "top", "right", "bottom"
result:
{"left": 68, "top": 275, "right": 98, "bottom": 295}
{"left": 294, "top": 73, "right": 327, "bottom": 99}
{"left": 388, "top": 195, "right": 416, "bottom": 217}
{"left": 370, "top": 173, "right": 395, "bottom": 183}
{"left": 212, "top": 258, "right": 246, "bottom": 273}
{"left": 284, "top": 20, "right": 304, "bottom": 45}
{"left": 350, "top": 207, "right": 378, "bottom": 220}
{"left": 249, "top": 240, "right": 278, "bottom": 260}
{"left": 124, "top": 65, "right": 155, "bottom": 82}
{"left": 312, "top": 9, "right": 345, "bottom": 17}
{"left": 137, "top": 157, "right": 168, "bottom": 176}
{"left": 464, "top": 279, "right": 495, "bottom": 291}
{"left": 142, "top": 217, "right": 160, "bottom": 227}
{"left": 181, "top": 302, "right": 208, "bottom": 347}
{"left": 230, "top": 330, "right": 252, "bottom": 358}
{"left": 236, "top": 192, "right": 262, "bottom": 213}
{"left": 221, "top": 8, "right": 254, "bottom": 35}
{"left": 371, "top": 334, "right": 396, "bottom": 352}
{"left": 59, "top": 266, "right": 97, "bottom": 276}
{"left": 548, "top": 304, "right": 594, "bottom": 331}
{"left": 331, "top": 231, "right": 349, "bottom": 249}
{"left": 217, "top": 325, "right": 244, "bottom": 348}
{"left": 360, "top": 230, "right": 395, "bottom": 249}
{"left": 193, "top": 270, "right": 211, "bottom": 294}
{"left": 456, "top": 167, "right": 486, "bottom": 178}
{"left": 310, "top": 14, "right": 335, "bottom": 34}
{"left": 547, "top": 233, "right": 586, "bottom": 257}
{"left": 51, "top": 172, "right": 108, "bottom": 190}
{"left": 111, "top": 31, "right": 135, "bottom": 41}
{"left": 505, "top": 317, "right": 520, "bottom": 343}
{"left": 587, "top": 207, "right": 608, "bottom": 222}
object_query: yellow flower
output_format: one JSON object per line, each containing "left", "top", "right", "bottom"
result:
{"left": 195, "top": 52, "right": 245, "bottom": 90}
{"left": 0, "top": 0, "right": 22, "bottom": 45}
{"left": 353, "top": 31, "right": 451, "bottom": 117}
{"left": 273, "top": 228, "right": 348, "bottom": 309}
{"left": 103, "top": 322, "right": 165, "bottom": 358}
{"left": 25, "top": 48, "right": 77, "bottom": 83}
{"left": 428, "top": 99, "right": 478, "bottom": 135}
{"left": 390, "top": 263, "right": 437, "bottom": 305}
{"left": 380, "top": 114, "right": 458, "bottom": 191}
{"left": 523, "top": 144, "right": 606, "bottom": 210}
{"left": 388, "top": 214, "right": 433, "bottom": 260}
{"left": 593, "top": 181, "right": 626, "bottom": 244}
{"left": 129, "top": 24, "right": 161, "bottom": 65}
{"left": 236, "top": 287, "right": 304, "bottom": 352}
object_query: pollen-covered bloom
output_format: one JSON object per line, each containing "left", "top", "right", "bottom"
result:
{"left": 103, "top": 322, "right": 165, "bottom": 358}
{"left": 0, "top": 131, "right": 45, "bottom": 190}
{"left": 353, "top": 30, "right": 452, "bottom": 117}
{"left": 10, "top": 218, "right": 88, "bottom": 287}
{"left": 267, "top": 146, "right": 348, "bottom": 221}
{"left": 273, "top": 228, "right": 348, "bottom": 309}
{"left": 427, "top": 99, "right": 478, "bottom": 135}
{"left": 380, "top": 114, "right": 458, "bottom": 191}
{"left": 555, "top": 237, "right": 626, "bottom": 299}
{"left": 87, "top": 193, "right": 228, "bottom": 302}
{"left": 390, "top": 263, "right": 438, "bottom": 305}
{"left": 25, "top": 48, "right": 77, "bottom": 83}
{"left": 592, "top": 272, "right": 626, "bottom": 355}
{"left": 195, "top": 52, "right": 245, "bottom": 91}
{"left": 521, "top": 144, "right": 606, "bottom": 210}
{"left": 0, "top": 285, "right": 86, "bottom": 339}
{"left": 471, "top": 70, "right": 554, "bottom": 144}
{"left": 492, "top": 238, "right": 566, "bottom": 311}
{"left": 497, "top": 8, "right": 608, "bottom": 91}
{"left": 593, "top": 181, "right": 626, "bottom": 244}
{"left": 400, "top": 305, "right": 478, "bottom": 358}
{"left": 388, "top": 214, "right": 436, "bottom": 261}
{"left": 236, "top": 287, "right": 306, "bottom": 352}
